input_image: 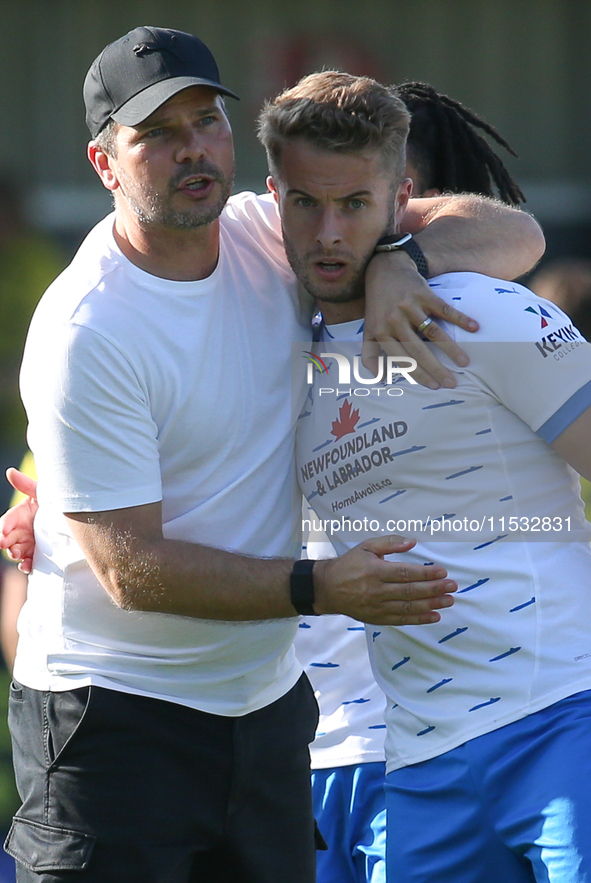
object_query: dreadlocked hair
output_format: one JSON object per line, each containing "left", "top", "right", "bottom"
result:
{"left": 395, "top": 82, "right": 525, "bottom": 205}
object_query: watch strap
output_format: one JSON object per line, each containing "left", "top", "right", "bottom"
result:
{"left": 290, "top": 559, "right": 319, "bottom": 616}
{"left": 374, "top": 233, "right": 429, "bottom": 279}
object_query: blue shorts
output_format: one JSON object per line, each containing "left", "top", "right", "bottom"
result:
{"left": 385, "top": 691, "right": 591, "bottom": 883}
{"left": 312, "top": 762, "right": 386, "bottom": 883}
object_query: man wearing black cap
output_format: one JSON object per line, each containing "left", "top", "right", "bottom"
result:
{"left": 2, "top": 26, "right": 543, "bottom": 881}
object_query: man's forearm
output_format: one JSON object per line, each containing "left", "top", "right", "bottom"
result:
{"left": 401, "top": 194, "right": 545, "bottom": 280}
{"left": 107, "top": 533, "right": 297, "bottom": 620}
{"left": 2, "top": 477, "right": 456, "bottom": 625}
{"left": 66, "top": 507, "right": 457, "bottom": 626}
{"left": 67, "top": 508, "right": 296, "bottom": 620}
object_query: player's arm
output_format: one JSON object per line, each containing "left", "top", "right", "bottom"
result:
{"left": 363, "top": 195, "right": 546, "bottom": 388}
{"left": 402, "top": 194, "right": 545, "bottom": 279}
{"left": 65, "top": 503, "right": 456, "bottom": 626}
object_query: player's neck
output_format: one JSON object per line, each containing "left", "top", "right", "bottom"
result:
{"left": 317, "top": 298, "right": 366, "bottom": 326}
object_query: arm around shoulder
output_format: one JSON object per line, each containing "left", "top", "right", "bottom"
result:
{"left": 362, "top": 195, "right": 545, "bottom": 390}
{"left": 402, "top": 194, "right": 546, "bottom": 280}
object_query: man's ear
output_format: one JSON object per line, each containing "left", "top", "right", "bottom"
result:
{"left": 266, "top": 175, "right": 279, "bottom": 203}
{"left": 87, "top": 142, "right": 120, "bottom": 193}
{"left": 394, "top": 178, "right": 413, "bottom": 226}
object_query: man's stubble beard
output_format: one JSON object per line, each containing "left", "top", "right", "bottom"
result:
{"left": 118, "top": 161, "right": 235, "bottom": 230}
{"left": 282, "top": 230, "right": 373, "bottom": 305}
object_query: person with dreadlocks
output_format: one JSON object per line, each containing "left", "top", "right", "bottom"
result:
{"left": 397, "top": 81, "right": 525, "bottom": 206}
{"left": 294, "top": 84, "right": 535, "bottom": 883}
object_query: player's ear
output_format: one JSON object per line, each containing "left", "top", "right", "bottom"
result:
{"left": 394, "top": 178, "right": 413, "bottom": 226}
{"left": 266, "top": 176, "right": 279, "bottom": 203}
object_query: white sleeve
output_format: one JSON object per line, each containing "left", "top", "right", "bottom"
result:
{"left": 223, "top": 191, "right": 283, "bottom": 242}
{"left": 223, "top": 191, "right": 314, "bottom": 322}
{"left": 22, "top": 322, "right": 162, "bottom": 512}
{"left": 453, "top": 281, "right": 591, "bottom": 439}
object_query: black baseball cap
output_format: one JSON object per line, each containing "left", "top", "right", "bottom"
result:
{"left": 84, "top": 26, "right": 239, "bottom": 138}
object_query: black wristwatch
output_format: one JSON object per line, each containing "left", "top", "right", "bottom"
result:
{"left": 374, "top": 233, "right": 429, "bottom": 279}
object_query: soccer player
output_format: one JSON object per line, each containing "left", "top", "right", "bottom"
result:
{"left": 292, "top": 80, "right": 530, "bottom": 883}
{"left": 259, "top": 70, "right": 591, "bottom": 883}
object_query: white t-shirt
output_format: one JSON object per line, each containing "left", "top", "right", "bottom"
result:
{"left": 17, "top": 192, "right": 311, "bottom": 717}
{"left": 296, "top": 272, "right": 591, "bottom": 772}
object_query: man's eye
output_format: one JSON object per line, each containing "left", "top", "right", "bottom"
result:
{"left": 296, "top": 198, "right": 314, "bottom": 208}
{"left": 200, "top": 115, "right": 217, "bottom": 126}
{"left": 349, "top": 199, "right": 365, "bottom": 209}
{"left": 145, "top": 127, "right": 164, "bottom": 139}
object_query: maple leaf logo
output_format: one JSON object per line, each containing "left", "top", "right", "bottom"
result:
{"left": 331, "top": 399, "right": 360, "bottom": 440}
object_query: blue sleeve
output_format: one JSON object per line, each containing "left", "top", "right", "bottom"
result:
{"left": 537, "top": 379, "right": 591, "bottom": 442}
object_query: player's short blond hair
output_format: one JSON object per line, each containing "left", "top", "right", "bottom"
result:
{"left": 257, "top": 71, "right": 409, "bottom": 182}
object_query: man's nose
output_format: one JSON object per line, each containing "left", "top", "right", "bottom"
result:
{"left": 174, "top": 125, "right": 208, "bottom": 163}
{"left": 315, "top": 209, "right": 342, "bottom": 248}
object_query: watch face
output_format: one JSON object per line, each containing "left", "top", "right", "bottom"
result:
{"left": 376, "top": 232, "right": 413, "bottom": 249}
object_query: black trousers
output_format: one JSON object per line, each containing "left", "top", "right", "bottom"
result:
{"left": 6, "top": 674, "right": 320, "bottom": 882}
